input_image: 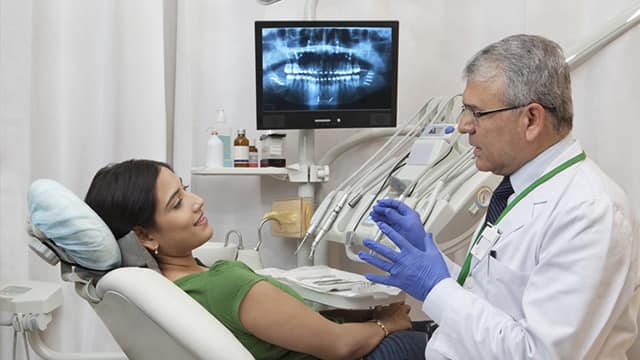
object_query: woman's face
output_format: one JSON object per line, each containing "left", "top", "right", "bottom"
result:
{"left": 147, "top": 167, "right": 213, "bottom": 256}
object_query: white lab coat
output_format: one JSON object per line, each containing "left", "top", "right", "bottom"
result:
{"left": 423, "top": 137, "right": 640, "bottom": 359}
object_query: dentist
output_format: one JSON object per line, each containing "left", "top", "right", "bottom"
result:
{"left": 359, "top": 34, "right": 640, "bottom": 359}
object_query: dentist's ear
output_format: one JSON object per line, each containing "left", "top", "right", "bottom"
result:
{"left": 523, "top": 103, "right": 547, "bottom": 142}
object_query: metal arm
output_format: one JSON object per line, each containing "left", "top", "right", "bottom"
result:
{"left": 566, "top": 1, "right": 640, "bottom": 70}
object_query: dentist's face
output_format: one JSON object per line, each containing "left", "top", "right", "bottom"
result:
{"left": 457, "top": 78, "right": 526, "bottom": 176}
{"left": 149, "top": 167, "right": 213, "bottom": 256}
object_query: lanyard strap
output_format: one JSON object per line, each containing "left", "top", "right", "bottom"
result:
{"left": 456, "top": 151, "right": 586, "bottom": 286}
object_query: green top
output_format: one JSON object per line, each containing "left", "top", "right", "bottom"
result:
{"left": 174, "top": 260, "right": 316, "bottom": 360}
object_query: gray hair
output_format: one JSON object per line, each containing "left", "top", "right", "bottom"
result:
{"left": 463, "top": 34, "right": 573, "bottom": 132}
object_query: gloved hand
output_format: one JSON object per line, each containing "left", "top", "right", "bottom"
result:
{"left": 370, "top": 199, "right": 426, "bottom": 251}
{"left": 359, "top": 222, "right": 450, "bottom": 301}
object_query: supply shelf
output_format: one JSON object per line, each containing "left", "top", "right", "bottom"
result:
{"left": 191, "top": 167, "right": 289, "bottom": 176}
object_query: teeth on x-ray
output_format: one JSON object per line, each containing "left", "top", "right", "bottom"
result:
{"left": 262, "top": 27, "right": 393, "bottom": 109}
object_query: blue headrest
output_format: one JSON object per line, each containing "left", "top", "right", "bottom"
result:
{"left": 28, "top": 179, "right": 122, "bottom": 270}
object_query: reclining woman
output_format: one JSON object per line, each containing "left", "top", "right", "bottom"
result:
{"left": 84, "top": 159, "right": 427, "bottom": 360}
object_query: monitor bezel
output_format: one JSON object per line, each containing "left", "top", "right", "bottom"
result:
{"left": 255, "top": 20, "right": 399, "bottom": 130}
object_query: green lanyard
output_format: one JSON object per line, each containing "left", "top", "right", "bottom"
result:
{"left": 456, "top": 151, "right": 586, "bottom": 286}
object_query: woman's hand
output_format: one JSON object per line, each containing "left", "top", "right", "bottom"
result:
{"left": 373, "top": 302, "right": 412, "bottom": 334}
{"left": 240, "top": 282, "right": 413, "bottom": 359}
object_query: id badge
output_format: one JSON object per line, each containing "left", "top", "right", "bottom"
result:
{"left": 471, "top": 224, "right": 501, "bottom": 260}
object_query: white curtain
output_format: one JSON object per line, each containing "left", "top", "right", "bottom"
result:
{"left": 1, "top": 0, "right": 638, "bottom": 357}
{"left": 0, "top": 0, "right": 167, "bottom": 357}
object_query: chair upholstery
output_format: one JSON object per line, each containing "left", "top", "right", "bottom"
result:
{"left": 93, "top": 267, "right": 254, "bottom": 360}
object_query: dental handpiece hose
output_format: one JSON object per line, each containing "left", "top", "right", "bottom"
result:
{"left": 371, "top": 192, "right": 408, "bottom": 244}
{"left": 295, "top": 191, "right": 337, "bottom": 254}
{"left": 309, "top": 192, "right": 350, "bottom": 259}
{"left": 305, "top": 98, "right": 438, "bottom": 247}
{"left": 369, "top": 136, "right": 451, "bottom": 244}
{"left": 371, "top": 107, "right": 459, "bottom": 239}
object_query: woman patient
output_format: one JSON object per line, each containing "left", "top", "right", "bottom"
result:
{"left": 84, "top": 159, "right": 426, "bottom": 360}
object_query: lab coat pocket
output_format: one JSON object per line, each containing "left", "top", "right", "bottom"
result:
{"left": 487, "top": 256, "right": 529, "bottom": 320}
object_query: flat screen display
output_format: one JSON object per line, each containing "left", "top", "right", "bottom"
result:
{"left": 255, "top": 21, "right": 399, "bottom": 129}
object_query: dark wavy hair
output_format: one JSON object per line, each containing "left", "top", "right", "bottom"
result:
{"left": 85, "top": 159, "right": 173, "bottom": 239}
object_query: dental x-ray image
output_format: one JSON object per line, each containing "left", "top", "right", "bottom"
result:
{"left": 261, "top": 26, "right": 394, "bottom": 111}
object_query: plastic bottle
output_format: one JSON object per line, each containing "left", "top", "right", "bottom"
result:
{"left": 205, "top": 129, "right": 224, "bottom": 168}
{"left": 215, "top": 109, "right": 233, "bottom": 167}
{"left": 233, "top": 129, "right": 250, "bottom": 167}
{"left": 248, "top": 139, "right": 259, "bottom": 168}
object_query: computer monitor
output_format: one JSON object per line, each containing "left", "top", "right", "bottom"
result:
{"left": 255, "top": 20, "right": 399, "bottom": 130}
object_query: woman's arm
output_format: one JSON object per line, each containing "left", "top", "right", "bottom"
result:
{"left": 239, "top": 281, "right": 411, "bottom": 360}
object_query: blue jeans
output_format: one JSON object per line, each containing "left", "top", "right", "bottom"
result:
{"left": 363, "top": 321, "right": 434, "bottom": 360}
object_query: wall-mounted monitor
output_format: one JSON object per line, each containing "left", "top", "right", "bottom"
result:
{"left": 255, "top": 20, "right": 399, "bottom": 130}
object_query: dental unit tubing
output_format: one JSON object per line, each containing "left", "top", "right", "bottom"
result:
{"left": 350, "top": 150, "right": 411, "bottom": 192}
{"left": 348, "top": 154, "right": 408, "bottom": 207}
{"left": 412, "top": 150, "right": 473, "bottom": 202}
{"left": 320, "top": 96, "right": 501, "bottom": 263}
{"left": 337, "top": 99, "right": 440, "bottom": 197}
{"left": 308, "top": 95, "right": 466, "bottom": 259}
{"left": 316, "top": 126, "right": 413, "bottom": 247}
{"left": 309, "top": 192, "right": 351, "bottom": 258}
{"left": 371, "top": 125, "right": 457, "bottom": 242}
{"left": 419, "top": 180, "right": 445, "bottom": 226}
{"left": 304, "top": 105, "right": 427, "bottom": 250}
{"left": 441, "top": 166, "right": 478, "bottom": 202}
{"left": 331, "top": 97, "right": 436, "bottom": 192}
{"left": 319, "top": 128, "right": 400, "bottom": 166}
{"left": 414, "top": 151, "right": 474, "bottom": 202}
{"left": 296, "top": 190, "right": 337, "bottom": 254}
{"left": 348, "top": 163, "right": 404, "bottom": 208}
{"left": 400, "top": 133, "right": 456, "bottom": 200}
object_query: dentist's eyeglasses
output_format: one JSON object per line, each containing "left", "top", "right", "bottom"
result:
{"left": 457, "top": 104, "right": 525, "bottom": 124}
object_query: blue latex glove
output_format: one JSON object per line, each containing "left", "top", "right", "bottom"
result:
{"left": 359, "top": 222, "right": 450, "bottom": 301}
{"left": 370, "top": 199, "right": 426, "bottom": 251}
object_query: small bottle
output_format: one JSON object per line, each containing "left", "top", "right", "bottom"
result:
{"left": 206, "top": 129, "right": 224, "bottom": 168}
{"left": 233, "top": 129, "right": 250, "bottom": 167}
{"left": 248, "top": 139, "right": 259, "bottom": 168}
{"left": 215, "top": 109, "right": 233, "bottom": 167}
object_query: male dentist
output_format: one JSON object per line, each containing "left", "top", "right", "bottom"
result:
{"left": 359, "top": 34, "right": 640, "bottom": 359}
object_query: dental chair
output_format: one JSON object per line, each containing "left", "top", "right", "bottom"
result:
{"left": 26, "top": 179, "right": 255, "bottom": 360}
{"left": 24, "top": 179, "right": 405, "bottom": 359}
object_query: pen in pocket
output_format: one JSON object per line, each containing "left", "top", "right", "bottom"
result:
{"left": 488, "top": 250, "right": 497, "bottom": 274}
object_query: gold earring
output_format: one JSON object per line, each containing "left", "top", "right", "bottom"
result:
{"left": 154, "top": 246, "right": 159, "bottom": 256}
